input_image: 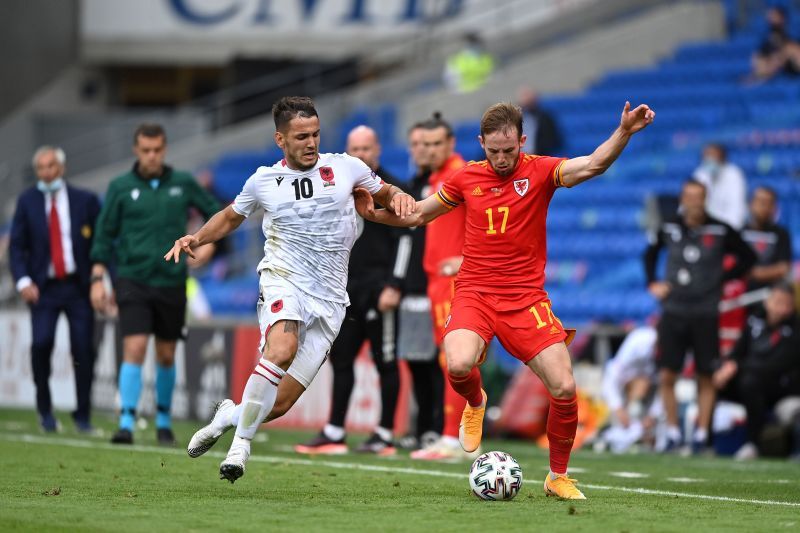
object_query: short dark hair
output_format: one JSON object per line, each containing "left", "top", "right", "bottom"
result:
{"left": 407, "top": 121, "right": 426, "bottom": 137}
{"left": 133, "top": 123, "right": 166, "bottom": 145}
{"left": 771, "top": 280, "right": 795, "bottom": 298}
{"left": 272, "top": 96, "right": 318, "bottom": 131}
{"left": 480, "top": 102, "right": 523, "bottom": 139}
{"left": 421, "top": 112, "right": 453, "bottom": 138}
{"left": 753, "top": 185, "right": 778, "bottom": 202}
{"left": 704, "top": 142, "right": 728, "bottom": 161}
{"left": 683, "top": 178, "right": 707, "bottom": 194}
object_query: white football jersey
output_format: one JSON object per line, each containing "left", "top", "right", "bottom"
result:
{"left": 232, "top": 153, "right": 384, "bottom": 304}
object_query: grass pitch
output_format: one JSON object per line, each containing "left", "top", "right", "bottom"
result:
{"left": 0, "top": 408, "right": 798, "bottom": 532}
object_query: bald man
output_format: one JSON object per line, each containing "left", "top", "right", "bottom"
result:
{"left": 295, "top": 125, "right": 410, "bottom": 456}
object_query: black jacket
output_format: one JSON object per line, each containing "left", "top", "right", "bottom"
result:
{"left": 347, "top": 166, "right": 410, "bottom": 298}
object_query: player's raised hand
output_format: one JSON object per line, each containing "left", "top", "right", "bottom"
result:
{"left": 165, "top": 234, "right": 199, "bottom": 263}
{"left": 390, "top": 191, "right": 416, "bottom": 219}
{"left": 620, "top": 101, "right": 655, "bottom": 135}
{"left": 353, "top": 187, "right": 376, "bottom": 220}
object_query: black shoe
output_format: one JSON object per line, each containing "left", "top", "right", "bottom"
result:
{"left": 39, "top": 413, "right": 60, "bottom": 433}
{"left": 294, "top": 432, "right": 348, "bottom": 455}
{"left": 157, "top": 428, "right": 176, "bottom": 446}
{"left": 355, "top": 433, "right": 396, "bottom": 456}
{"left": 111, "top": 429, "right": 133, "bottom": 444}
{"left": 71, "top": 413, "right": 94, "bottom": 434}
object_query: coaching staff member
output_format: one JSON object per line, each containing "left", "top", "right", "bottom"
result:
{"left": 90, "top": 123, "right": 220, "bottom": 445}
{"left": 644, "top": 179, "right": 756, "bottom": 453}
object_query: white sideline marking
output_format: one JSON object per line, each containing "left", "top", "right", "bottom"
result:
{"left": 2, "top": 433, "right": 800, "bottom": 508}
{"left": 609, "top": 471, "right": 649, "bottom": 479}
{"left": 667, "top": 477, "right": 704, "bottom": 483}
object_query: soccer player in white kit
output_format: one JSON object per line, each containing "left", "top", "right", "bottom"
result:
{"left": 165, "top": 97, "right": 415, "bottom": 483}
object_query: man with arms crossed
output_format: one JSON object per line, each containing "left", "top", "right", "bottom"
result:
{"left": 355, "top": 101, "right": 655, "bottom": 499}
{"left": 167, "top": 97, "right": 414, "bottom": 483}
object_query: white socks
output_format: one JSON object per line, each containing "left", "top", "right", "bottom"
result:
{"left": 234, "top": 358, "right": 285, "bottom": 440}
{"left": 323, "top": 424, "right": 346, "bottom": 441}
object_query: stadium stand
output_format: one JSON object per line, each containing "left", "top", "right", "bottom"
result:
{"left": 201, "top": 3, "right": 800, "bottom": 333}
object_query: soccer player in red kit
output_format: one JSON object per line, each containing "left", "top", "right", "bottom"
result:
{"left": 355, "top": 101, "right": 655, "bottom": 499}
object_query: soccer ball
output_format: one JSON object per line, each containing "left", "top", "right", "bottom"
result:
{"left": 468, "top": 451, "right": 523, "bottom": 501}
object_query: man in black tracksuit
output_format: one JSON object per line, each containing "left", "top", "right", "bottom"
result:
{"left": 741, "top": 186, "right": 793, "bottom": 291}
{"left": 713, "top": 282, "right": 800, "bottom": 458}
{"left": 397, "top": 123, "right": 443, "bottom": 447}
{"left": 296, "top": 126, "right": 410, "bottom": 455}
{"left": 644, "top": 180, "right": 756, "bottom": 452}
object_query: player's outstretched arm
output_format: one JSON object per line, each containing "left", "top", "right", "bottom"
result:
{"left": 354, "top": 188, "right": 448, "bottom": 227}
{"left": 164, "top": 205, "right": 245, "bottom": 263}
{"left": 559, "top": 101, "right": 655, "bottom": 188}
{"left": 371, "top": 183, "right": 416, "bottom": 218}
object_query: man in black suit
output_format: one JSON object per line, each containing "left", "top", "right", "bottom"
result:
{"left": 9, "top": 146, "right": 101, "bottom": 433}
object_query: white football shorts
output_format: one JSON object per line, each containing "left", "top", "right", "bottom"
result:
{"left": 257, "top": 271, "right": 346, "bottom": 388}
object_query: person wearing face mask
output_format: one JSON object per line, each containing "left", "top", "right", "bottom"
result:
{"left": 692, "top": 143, "right": 747, "bottom": 230}
{"left": 9, "top": 146, "right": 101, "bottom": 433}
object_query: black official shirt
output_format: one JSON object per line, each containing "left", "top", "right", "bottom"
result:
{"left": 741, "top": 221, "right": 792, "bottom": 290}
{"left": 347, "top": 166, "right": 410, "bottom": 298}
{"left": 730, "top": 306, "right": 800, "bottom": 380}
{"left": 644, "top": 214, "right": 757, "bottom": 316}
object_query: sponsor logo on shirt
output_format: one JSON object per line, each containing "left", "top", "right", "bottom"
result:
{"left": 169, "top": 186, "right": 183, "bottom": 197}
{"left": 131, "top": 189, "right": 140, "bottom": 201}
{"left": 471, "top": 186, "right": 484, "bottom": 196}
{"left": 276, "top": 176, "right": 284, "bottom": 186}
{"left": 491, "top": 187, "right": 503, "bottom": 196}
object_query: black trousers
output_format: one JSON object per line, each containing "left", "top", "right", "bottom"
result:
{"left": 30, "top": 277, "right": 95, "bottom": 421}
{"left": 407, "top": 358, "right": 443, "bottom": 437}
{"left": 328, "top": 290, "right": 399, "bottom": 431}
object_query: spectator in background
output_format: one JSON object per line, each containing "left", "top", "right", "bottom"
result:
{"left": 91, "top": 123, "right": 220, "bottom": 445}
{"left": 751, "top": 6, "right": 800, "bottom": 81}
{"left": 644, "top": 180, "right": 756, "bottom": 453}
{"left": 742, "top": 186, "right": 793, "bottom": 290}
{"left": 9, "top": 146, "right": 101, "bottom": 433}
{"left": 396, "top": 122, "right": 443, "bottom": 450}
{"left": 410, "top": 112, "right": 472, "bottom": 461}
{"left": 443, "top": 32, "right": 495, "bottom": 94}
{"left": 518, "top": 87, "right": 562, "bottom": 156}
{"left": 693, "top": 143, "right": 747, "bottom": 229}
{"left": 599, "top": 325, "right": 660, "bottom": 453}
{"left": 295, "top": 125, "right": 408, "bottom": 456}
{"left": 713, "top": 282, "right": 800, "bottom": 459}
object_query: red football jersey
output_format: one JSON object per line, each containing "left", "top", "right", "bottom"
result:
{"left": 423, "top": 153, "right": 467, "bottom": 277}
{"left": 436, "top": 153, "right": 567, "bottom": 309}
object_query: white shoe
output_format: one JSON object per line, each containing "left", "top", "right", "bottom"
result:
{"left": 187, "top": 399, "right": 235, "bottom": 458}
{"left": 734, "top": 442, "right": 759, "bottom": 460}
{"left": 219, "top": 441, "right": 250, "bottom": 484}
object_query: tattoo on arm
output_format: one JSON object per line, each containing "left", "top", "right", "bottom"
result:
{"left": 283, "top": 320, "right": 299, "bottom": 334}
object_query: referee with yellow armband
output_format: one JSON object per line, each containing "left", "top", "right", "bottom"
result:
{"left": 90, "top": 123, "right": 221, "bottom": 445}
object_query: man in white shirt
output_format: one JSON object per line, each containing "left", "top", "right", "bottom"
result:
{"left": 692, "top": 143, "right": 748, "bottom": 229}
{"left": 9, "top": 146, "right": 101, "bottom": 433}
{"left": 168, "top": 96, "right": 415, "bottom": 484}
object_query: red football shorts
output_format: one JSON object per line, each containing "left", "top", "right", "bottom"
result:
{"left": 444, "top": 290, "right": 576, "bottom": 363}
{"left": 427, "top": 275, "right": 455, "bottom": 346}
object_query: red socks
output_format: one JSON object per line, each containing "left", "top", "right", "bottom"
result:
{"left": 547, "top": 395, "right": 578, "bottom": 474}
{"left": 442, "top": 379, "right": 468, "bottom": 437}
{"left": 447, "top": 367, "right": 484, "bottom": 408}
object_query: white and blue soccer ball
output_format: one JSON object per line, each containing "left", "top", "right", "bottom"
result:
{"left": 468, "top": 451, "right": 523, "bottom": 501}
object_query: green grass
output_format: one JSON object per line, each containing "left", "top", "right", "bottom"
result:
{"left": 0, "top": 408, "right": 798, "bottom": 532}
